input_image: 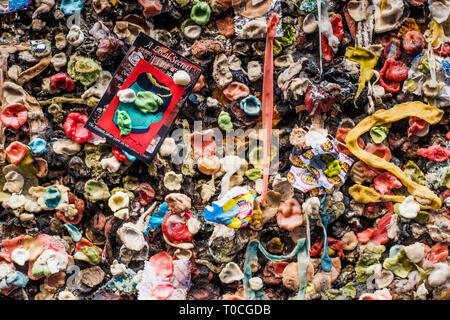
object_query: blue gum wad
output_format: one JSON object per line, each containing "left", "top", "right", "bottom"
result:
{"left": 44, "top": 187, "right": 61, "bottom": 208}
{"left": 144, "top": 202, "right": 169, "bottom": 234}
{"left": 113, "top": 82, "right": 164, "bottom": 132}
{"left": 240, "top": 95, "right": 262, "bottom": 116}
{"left": 383, "top": 245, "right": 415, "bottom": 278}
{"left": 8, "top": 271, "right": 29, "bottom": 287}
{"left": 64, "top": 223, "right": 82, "bottom": 242}
{"left": 61, "top": 0, "right": 83, "bottom": 15}
{"left": 102, "top": 269, "right": 140, "bottom": 293}
{"left": 299, "top": 0, "right": 324, "bottom": 13}
{"left": 29, "top": 138, "right": 47, "bottom": 154}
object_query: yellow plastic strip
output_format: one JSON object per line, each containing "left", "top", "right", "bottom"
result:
{"left": 345, "top": 101, "right": 443, "bottom": 209}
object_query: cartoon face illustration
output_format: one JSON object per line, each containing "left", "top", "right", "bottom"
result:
{"left": 300, "top": 172, "right": 318, "bottom": 185}
{"left": 287, "top": 172, "right": 296, "bottom": 184}
{"left": 321, "top": 140, "right": 333, "bottom": 152}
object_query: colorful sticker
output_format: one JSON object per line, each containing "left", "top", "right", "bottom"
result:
{"left": 288, "top": 138, "right": 354, "bottom": 195}
{"left": 85, "top": 33, "right": 203, "bottom": 163}
{"left": 0, "top": 0, "right": 31, "bottom": 14}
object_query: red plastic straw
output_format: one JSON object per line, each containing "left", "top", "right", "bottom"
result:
{"left": 260, "top": 13, "right": 279, "bottom": 205}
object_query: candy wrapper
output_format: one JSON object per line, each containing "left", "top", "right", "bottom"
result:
{"left": 233, "top": 0, "right": 283, "bottom": 39}
{"left": 138, "top": 252, "right": 192, "bottom": 300}
{"left": 85, "top": 33, "right": 203, "bottom": 163}
{"left": 287, "top": 139, "right": 354, "bottom": 196}
{"left": 0, "top": 0, "right": 31, "bottom": 13}
{"left": 203, "top": 186, "right": 255, "bottom": 228}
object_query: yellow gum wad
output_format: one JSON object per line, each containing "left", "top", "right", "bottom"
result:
{"left": 345, "top": 47, "right": 378, "bottom": 106}
{"left": 345, "top": 101, "right": 443, "bottom": 209}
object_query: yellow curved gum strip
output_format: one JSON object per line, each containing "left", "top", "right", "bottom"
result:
{"left": 345, "top": 101, "right": 444, "bottom": 209}
{"left": 349, "top": 185, "right": 406, "bottom": 204}
{"left": 428, "top": 20, "right": 444, "bottom": 49}
{"left": 345, "top": 47, "right": 377, "bottom": 105}
{"left": 380, "top": 0, "right": 387, "bottom": 12}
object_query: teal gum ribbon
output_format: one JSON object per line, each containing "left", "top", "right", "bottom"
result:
{"left": 320, "top": 195, "right": 332, "bottom": 272}
{"left": 243, "top": 238, "right": 309, "bottom": 300}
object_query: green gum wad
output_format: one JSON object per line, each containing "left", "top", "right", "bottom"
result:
{"left": 418, "top": 57, "right": 430, "bottom": 74}
{"left": 404, "top": 160, "right": 426, "bottom": 185}
{"left": 445, "top": 170, "right": 450, "bottom": 189}
{"left": 394, "top": 203, "right": 429, "bottom": 224}
{"left": 355, "top": 243, "right": 385, "bottom": 283}
{"left": 404, "top": 79, "right": 418, "bottom": 92}
{"left": 84, "top": 179, "right": 110, "bottom": 202}
{"left": 218, "top": 111, "right": 233, "bottom": 131}
{"left": 117, "top": 110, "right": 132, "bottom": 136}
{"left": 17, "top": 151, "right": 39, "bottom": 186}
{"left": 182, "top": 119, "right": 195, "bottom": 176}
{"left": 111, "top": 187, "right": 135, "bottom": 201}
{"left": 147, "top": 163, "right": 158, "bottom": 177}
{"left": 383, "top": 246, "right": 415, "bottom": 278}
{"left": 82, "top": 246, "right": 101, "bottom": 264}
{"left": 249, "top": 145, "right": 277, "bottom": 169}
{"left": 278, "top": 24, "right": 296, "bottom": 47}
{"left": 68, "top": 55, "right": 102, "bottom": 87}
{"left": 324, "top": 160, "right": 341, "bottom": 178}
{"left": 414, "top": 211, "right": 429, "bottom": 225}
{"left": 245, "top": 168, "right": 262, "bottom": 180}
{"left": 273, "top": 39, "right": 282, "bottom": 56}
{"left": 190, "top": 0, "right": 211, "bottom": 26}
{"left": 84, "top": 144, "right": 104, "bottom": 176}
{"left": 174, "top": 0, "right": 191, "bottom": 8}
{"left": 32, "top": 263, "right": 52, "bottom": 277}
{"left": 369, "top": 126, "right": 389, "bottom": 144}
{"left": 134, "top": 91, "right": 163, "bottom": 114}
{"left": 340, "top": 282, "right": 357, "bottom": 299}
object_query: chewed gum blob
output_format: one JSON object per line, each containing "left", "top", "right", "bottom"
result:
{"left": 190, "top": 0, "right": 211, "bottom": 25}
{"left": 218, "top": 111, "right": 233, "bottom": 131}
{"left": 117, "top": 88, "right": 137, "bottom": 103}
{"left": 44, "top": 187, "right": 62, "bottom": 208}
{"left": 134, "top": 91, "right": 163, "bottom": 113}
{"left": 6, "top": 141, "right": 28, "bottom": 164}
{"left": 29, "top": 138, "right": 47, "bottom": 154}
{"left": 116, "top": 110, "right": 132, "bottom": 136}
{"left": 173, "top": 70, "right": 191, "bottom": 85}
{"left": 240, "top": 95, "right": 262, "bottom": 116}
{"left": 0, "top": 104, "right": 28, "bottom": 129}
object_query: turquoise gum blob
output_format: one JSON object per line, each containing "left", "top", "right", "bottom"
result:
{"left": 8, "top": 271, "right": 29, "bottom": 288}
{"left": 190, "top": 0, "right": 211, "bottom": 26}
{"left": 64, "top": 223, "right": 82, "bottom": 242}
{"left": 44, "top": 187, "right": 62, "bottom": 208}
{"left": 29, "top": 138, "right": 47, "bottom": 154}
{"left": 122, "top": 149, "right": 136, "bottom": 162}
{"left": 61, "top": 0, "right": 83, "bottom": 15}
{"left": 240, "top": 95, "right": 262, "bottom": 116}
